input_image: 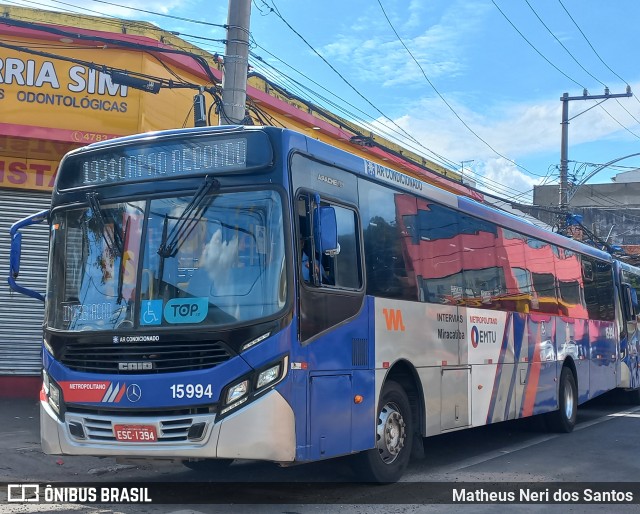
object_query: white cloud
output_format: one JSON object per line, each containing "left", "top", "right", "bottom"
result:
{"left": 320, "top": 0, "right": 489, "bottom": 87}
{"left": 368, "top": 81, "right": 640, "bottom": 201}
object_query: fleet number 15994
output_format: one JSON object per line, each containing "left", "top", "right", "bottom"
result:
{"left": 170, "top": 384, "right": 213, "bottom": 399}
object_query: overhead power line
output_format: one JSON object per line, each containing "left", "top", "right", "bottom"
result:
{"left": 377, "top": 0, "right": 543, "bottom": 181}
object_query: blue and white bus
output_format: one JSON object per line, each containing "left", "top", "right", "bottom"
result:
{"left": 9, "top": 125, "right": 640, "bottom": 482}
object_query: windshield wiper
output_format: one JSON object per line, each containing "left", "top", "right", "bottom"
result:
{"left": 116, "top": 215, "right": 131, "bottom": 304}
{"left": 157, "top": 175, "right": 220, "bottom": 258}
{"left": 86, "top": 192, "right": 124, "bottom": 256}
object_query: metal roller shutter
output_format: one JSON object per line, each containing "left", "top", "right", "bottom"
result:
{"left": 0, "top": 189, "right": 51, "bottom": 376}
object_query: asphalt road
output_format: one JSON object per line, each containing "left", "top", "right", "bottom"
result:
{"left": 1, "top": 391, "right": 640, "bottom": 513}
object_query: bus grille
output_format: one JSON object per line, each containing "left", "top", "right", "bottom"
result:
{"left": 64, "top": 408, "right": 217, "bottom": 443}
{"left": 59, "top": 340, "right": 232, "bottom": 374}
{"left": 82, "top": 416, "right": 197, "bottom": 442}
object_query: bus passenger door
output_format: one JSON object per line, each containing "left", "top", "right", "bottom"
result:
{"left": 295, "top": 191, "right": 368, "bottom": 459}
{"left": 296, "top": 193, "right": 364, "bottom": 344}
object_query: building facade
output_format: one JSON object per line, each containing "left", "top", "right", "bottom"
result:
{"left": 532, "top": 171, "right": 640, "bottom": 250}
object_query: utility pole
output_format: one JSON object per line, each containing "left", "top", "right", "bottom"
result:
{"left": 559, "top": 87, "right": 632, "bottom": 233}
{"left": 220, "top": 0, "right": 251, "bottom": 125}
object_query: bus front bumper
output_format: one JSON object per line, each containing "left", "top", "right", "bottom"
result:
{"left": 40, "top": 389, "right": 296, "bottom": 463}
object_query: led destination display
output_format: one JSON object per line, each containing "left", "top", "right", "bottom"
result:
{"left": 57, "top": 130, "right": 273, "bottom": 189}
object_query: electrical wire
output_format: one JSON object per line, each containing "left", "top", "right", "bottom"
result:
{"left": 491, "top": 0, "right": 585, "bottom": 90}
{"left": 522, "top": 1, "right": 640, "bottom": 135}
{"left": 492, "top": 1, "right": 640, "bottom": 145}
{"left": 376, "top": 0, "right": 547, "bottom": 182}
{"left": 0, "top": 37, "right": 213, "bottom": 95}
{"left": 0, "top": 16, "right": 219, "bottom": 85}
{"left": 557, "top": 0, "right": 633, "bottom": 92}
{"left": 254, "top": 1, "right": 544, "bottom": 202}
{"left": 524, "top": 0, "right": 607, "bottom": 89}
{"left": 87, "top": 0, "right": 227, "bottom": 29}
{"left": 256, "top": 0, "right": 467, "bottom": 174}
{"left": 5, "top": 0, "right": 539, "bottom": 201}
{"left": 4, "top": 0, "right": 541, "bottom": 203}
{"left": 248, "top": 52, "right": 474, "bottom": 174}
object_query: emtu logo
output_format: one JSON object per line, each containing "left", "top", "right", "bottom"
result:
{"left": 383, "top": 308, "right": 405, "bottom": 332}
{"left": 471, "top": 326, "right": 479, "bottom": 348}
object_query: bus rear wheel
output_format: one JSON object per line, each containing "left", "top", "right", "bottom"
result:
{"left": 352, "top": 381, "right": 413, "bottom": 483}
{"left": 546, "top": 367, "right": 577, "bottom": 433}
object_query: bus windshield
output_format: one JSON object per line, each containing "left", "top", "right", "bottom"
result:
{"left": 46, "top": 189, "right": 286, "bottom": 332}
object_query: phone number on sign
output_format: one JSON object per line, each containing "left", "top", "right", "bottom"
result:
{"left": 72, "top": 131, "right": 119, "bottom": 143}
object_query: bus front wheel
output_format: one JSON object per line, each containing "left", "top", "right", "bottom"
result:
{"left": 546, "top": 367, "right": 577, "bottom": 433}
{"left": 352, "top": 380, "right": 413, "bottom": 483}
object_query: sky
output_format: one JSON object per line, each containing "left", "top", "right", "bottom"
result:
{"left": 4, "top": 0, "right": 640, "bottom": 203}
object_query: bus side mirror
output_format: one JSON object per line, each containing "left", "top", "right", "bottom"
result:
{"left": 7, "top": 209, "right": 49, "bottom": 302}
{"left": 314, "top": 205, "right": 338, "bottom": 255}
{"left": 10, "top": 232, "right": 22, "bottom": 279}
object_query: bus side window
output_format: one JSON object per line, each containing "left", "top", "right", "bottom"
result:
{"left": 321, "top": 204, "right": 360, "bottom": 289}
{"left": 297, "top": 194, "right": 361, "bottom": 290}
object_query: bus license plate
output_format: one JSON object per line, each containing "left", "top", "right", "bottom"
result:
{"left": 113, "top": 424, "right": 157, "bottom": 442}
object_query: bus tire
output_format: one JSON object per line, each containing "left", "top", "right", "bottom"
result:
{"left": 546, "top": 367, "right": 577, "bottom": 433}
{"left": 352, "top": 380, "right": 413, "bottom": 483}
{"left": 183, "top": 458, "right": 233, "bottom": 474}
{"left": 627, "top": 388, "right": 640, "bottom": 405}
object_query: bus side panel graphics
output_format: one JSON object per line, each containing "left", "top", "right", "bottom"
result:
{"left": 589, "top": 319, "right": 617, "bottom": 398}
{"left": 374, "top": 299, "right": 464, "bottom": 369}
{"left": 374, "top": 298, "right": 464, "bottom": 435}
{"left": 466, "top": 308, "right": 513, "bottom": 427}
{"left": 484, "top": 312, "right": 517, "bottom": 425}
{"left": 557, "top": 317, "right": 590, "bottom": 403}
{"left": 519, "top": 314, "right": 557, "bottom": 418}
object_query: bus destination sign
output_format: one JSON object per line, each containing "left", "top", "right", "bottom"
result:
{"left": 57, "top": 131, "right": 273, "bottom": 190}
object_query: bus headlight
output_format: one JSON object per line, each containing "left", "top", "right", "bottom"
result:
{"left": 219, "top": 356, "right": 288, "bottom": 418}
{"left": 226, "top": 380, "right": 249, "bottom": 404}
{"left": 257, "top": 363, "right": 280, "bottom": 389}
{"left": 42, "top": 369, "right": 62, "bottom": 415}
{"left": 49, "top": 382, "right": 61, "bottom": 414}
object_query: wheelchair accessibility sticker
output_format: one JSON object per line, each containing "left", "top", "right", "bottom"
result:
{"left": 140, "top": 300, "right": 163, "bottom": 326}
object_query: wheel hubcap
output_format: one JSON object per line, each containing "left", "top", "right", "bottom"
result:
{"left": 376, "top": 402, "right": 406, "bottom": 464}
{"left": 564, "top": 382, "right": 574, "bottom": 420}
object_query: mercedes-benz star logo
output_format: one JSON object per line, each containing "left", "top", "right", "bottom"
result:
{"left": 126, "top": 384, "right": 142, "bottom": 403}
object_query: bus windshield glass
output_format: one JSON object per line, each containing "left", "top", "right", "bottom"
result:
{"left": 46, "top": 189, "right": 286, "bottom": 331}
